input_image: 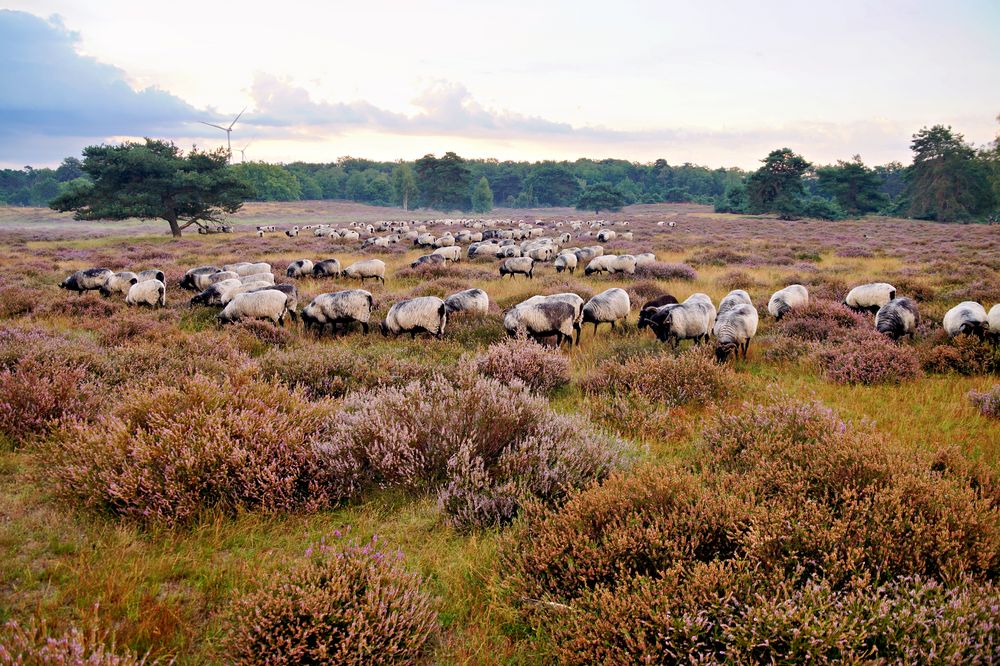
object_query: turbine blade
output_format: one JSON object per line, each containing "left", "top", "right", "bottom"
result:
{"left": 228, "top": 106, "right": 247, "bottom": 129}
{"left": 199, "top": 121, "right": 228, "bottom": 131}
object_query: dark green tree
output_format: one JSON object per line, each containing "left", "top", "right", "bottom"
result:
{"left": 905, "top": 125, "right": 994, "bottom": 222}
{"left": 50, "top": 139, "right": 252, "bottom": 237}
{"left": 471, "top": 176, "right": 494, "bottom": 213}
{"left": 526, "top": 164, "right": 581, "bottom": 206}
{"left": 873, "top": 161, "right": 907, "bottom": 206}
{"left": 391, "top": 163, "right": 418, "bottom": 210}
{"left": 576, "top": 182, "right": 625, "bottom": 214}
{"left": 815, "top": 155, "right": 888, "bottom": 215}
{"left": 415, "top": 152, "right": 472, "bottom": 211}
{"left": 55, "top": 157, "right": 84, "bottom": 182}
{"left": 231, "top": 161, "right": 302, "bottom": 202}
{"left": 745, "top": 148, "right": 811, "bottom": 218}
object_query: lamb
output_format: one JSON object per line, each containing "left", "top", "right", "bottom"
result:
{"left": 190, "top": 279, "right": 243, "bottom": 306}
{"left": 845, "top": 282, "right": 896, "bottom": 313}
{"left": 713, "top": 304, "right": 759, "bottom": 361}
{"left": 136, "top": 269, "right": 165, "bottom": 283}
{"left": 61, "top": 268, "right": 113, "bottom": 293}
{"left": 444, "top": 288, "right": 489, "bottom": 315}
{"left": 554, "top": 252, "right": 578, "bottom": 274}
{"left": 381, "top": 296, "right": 447, "bottom": 339}
{"left": 312, "top": 259, "right": 342, "bottom": 278}
{"left": 582, "top": 288, "right": 631, "bottom": 335}
{"left": 767, "top": 284, "right": 809, "bottom": 320}
{"left": 286, "top": 260, "right": 315, "bottom": 278}
{"left": 301, "top": 289, "right": 374, "bottom": 334}
{"left": 125, "top": 279, "right": 166, "bottom": 308}
{"left": 432, "top": 246, "right": 462, "bottom": 262}
{"left": 343, "top": 259, "right": 386, "bottom": 284}
{"left": 637, "top": 293, "right": 679, "bottom": 329}
{"left": 646, "top": 293, "right": 716, "bottom": 347}
{"left": 239, "top": 272, "right": 274, "bottom": 285}
{"left": 718, "top": 289, "right": 752, "bottom": 315}
{"left": 943, "top": 301, "right": 989, "bottom": 338}
{"left": 99, "top": 271, "right": 138, "bottom": 297}
{"left": 500, "top": 256, "right": 534, "bottom": 279}
{"left": 989, "top": 304, "right": 1000, "bottom": 344}
{"left": 218, "top": 289, "right": 289, "bottom": 325}
{"left": 503, "top": 300, "right": 576, "bottom": 347}
{"left": 875, "top": 298, "right": 920, "bottom": 341}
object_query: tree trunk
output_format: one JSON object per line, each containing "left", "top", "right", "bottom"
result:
{"left": 166, "top": 213, "right": 181, "bottom": 238}
{"left": 403, "top": 193, "right": 409, "bottom": 211}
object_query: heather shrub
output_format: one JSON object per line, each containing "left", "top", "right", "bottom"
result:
{"left": 814, "top": 330, "right": 922, "bottom": 385}
{"left": 473, "top": 338, "right": 570, "bottom": 393}
{"left": 44, "top": 293, "right": 120, "bottom": 319}
{"left": 0, "top": 359, "right": 98, "bottom": 448}
{"left": 231, "top": 319, "right": 293, "bottom": 351}
{"left": 259, "top": 345, "right": 377, "bottom": 399}
{"left": 969, "top": 386, "right": 1000, "bottom": 419}
{"left": 0, "top": 619, "right": 153, "bottom": 665}
{"left": 921, "top": 335, "right": 999, "bottom": 375}
{"left": 758, "top": 334, "right": 814, "bottom": 363}
{"left": 313, "top": 375, "right": 630, "bottom": 530}
{"left": 50, "top": 374, "right": 345, "bottom": 526}
{"left": 634, "top": 261, "right": 697, "bottom": 281}
{"left": 581, "top": 347, "right": 734, "bottom": 407}
{"left": 228, "top": 536, "right": 437, "bottom": 665}
{"left": 715, "top": 270, "right": 758, "bottom": 290}
{"left": 0, "top": 285, "right": 40, "bottom": 318}
{"left": 776, "top": 299, "right": 864, "bottom": 341}
{"left": 624, "top": 280, "right": 666, "bottom": 305}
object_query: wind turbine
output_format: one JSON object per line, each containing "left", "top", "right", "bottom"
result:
{"left": 199, "top": 107, "right": 246, "bottom": 160}
{"left": 238, "top": 141, "right": 252, "bottom": 163}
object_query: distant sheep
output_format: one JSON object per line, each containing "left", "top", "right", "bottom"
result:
{"left": 500, "top": 256, "right": 534, "bottom": 279}
{"left": 343, "top": 259, "right": 386, "bottom": 284}
{"left": 718, "top": 289, "right": 752, "bottom": 315}
{"left": 381, "top": 296, "right": 447, "bottom": 339}
{"left": 714, "top": 303, "right": 759, "bottom": 361}
{"left": 286, "top": 260, "right": 315, "bottom": 278}
{"left": 301, "top": 289, "right": 374, "bottom": 334}
{"left": 554, "top": 252, "right": 577, "bottom": 274}
{"left": 845, "top": 282, "right": 896, "bottom": 313}
{"left": 943, "top": 301, "right": 989, "bottom": 338}
{"left": 582, "top": 288, "right": 631, "bottom": 335}
{"left": 218, "top": 289, "right": 289, "bottom": 326}
{"left": 875, "top": 298, "right": 919, "bottom": 341}
{"left": 125, "top": 279, "right": 166, "bottom": 308}
{"left": 99, "top": 271, "right": 138, "bottom": 297}
{"left": 503, "top": 300, "right": 576, "bottom": 347}
{"left": 312, "top": 259, "right": 341, "bottom": 278}
{"left": 768, "top": 284, "right": 809, "bottom": 319}
{"left": 444, "top": 288, "right": 489, "bottom": 315}
{"left": 432, "top": 246, "right": 462, "bottom": 262}
{"left": 61, "top": 268, "right": 112, "bottom": 293}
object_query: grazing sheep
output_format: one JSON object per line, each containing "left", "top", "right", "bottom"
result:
{"left": 470, "top": 242, "right": 502, "bottom": 259}
{"left": 520, "top": 293, "right": 585, "bottom": 344}
{"left": 989, "top": 304, "right": 1000, "bottom": 344}
{"left": 718, "top": 289, "right": 752, "bottom": 315}
{"left": 416, "top": 233, "right": 436, "bottom": 247}
{"left": 239, "top": 272, "right": 274, "bottom": 285}
{"left": 285, "top": 226, "right": 299, "bottom": 238}
{"left": 845, "top": 282, "right": 896, "bottom": 313}
{"left": 190, "top": 279, "right": 243, "bottom": 306}
{"left": 584, "top": 255, "right": 615, "bottom": 275}
{"left": 634, "top": 252, "right": 656, "bottom": 267}
{"left": 217, "top": 280, "right": 275, "bottom": 305}
{"left": 875, "top": 297, "right": 920, "bottom": 341}
{"left": 637, "top": 294, "right": 679, "bottom": 329}
{"left": 301, "top": 289, "right": 374, "bottom": 334}
{"left": 434, "top": 235, "right": 455, "bottom": 248}
{"left": 179, "top": 267, "right": 219, "bottom": 290}
{"left": 136, "top": 269, "right": 165, "bottom": 283}
{"left": 218, "top": 289, "right": 289, "bottom": 325}
{"left": 554, "top": 252, "right": 577, "bottom": 274}
{"left": 714, "top": 304, "right": 759, "bottom": 361}
{"left": 227, "top": 262, "right": 271, "bottom": 277}
{"left": 767, "top": 284, "right": 809, "bottom": 320}
{"left": 312, "top": 259, "right": 342, "bottom": 278}
{"left": 500, "top": 245, "right": 523, "bottom": 258}
{"left": 582, "top": 288, "right": 631, "bottom": 335}
{"left": 61, "top": 268, "right": 113, "bottom": 293}
{"left": 224, "top": 262, "right": 251, "bottom": 274}
{"left": 432, "top": 245, "right": 462, "bottom": 262}
{"left": 99, "top": 271, "right": 138, "bottom": 297}
{"left": 246, "top": 283, "right": 298, "bottom": 321}
{"left": 286, "top": 260, "right": 315, "bottom": 278}
{"left": 943, "top": 301, "right": 989, "bottom": 338}
{"left": 343, "top": 259, "right": 386, "bottom": 284}
{"left": 611, "top": 255, "right": 637, "bottom": 275}
{"left": 411, "top": 254, "right": 447, "bottom": 269}
{"left": 503, "top": 300, "right": 576, "bottom": 347}
{"left": 444, "top": 288, "right": 489, "bottom": 315}
{"left": 647, "top": 293, "right": 716, "bottom": 347}
{"left": 500, "top": 256, "right": 534, "bottom": 279}
{"left": 527, "top": 246, "right": 555, "bottom": 262}
{"left": 125, "top": 279, "right": 166, "bottom": 308}
{"left": 381, "top": 296, "right": 447, "bottom": 339}
{"left": 596, "top": 229, "right": 617, "bottom": 242}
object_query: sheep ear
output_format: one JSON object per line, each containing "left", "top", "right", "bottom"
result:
{"left": 130, "top": 278, "right": 138, "bottom": 284}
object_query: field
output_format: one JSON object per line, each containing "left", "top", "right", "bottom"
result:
{"left": 1, "top": 200, "right": 998, "bottom": 663}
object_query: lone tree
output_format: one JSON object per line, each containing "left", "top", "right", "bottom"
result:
{"left": 576, "top": 182, "right": 625, "bottom": 214}
{"left": 746, "top": 148, "right": 811, "bottom": 219}
{"left": 50, "top": 139, "right": 253, "bottom": 238}
{"left": 904, "top": 125, "right": 994, "bottom": 222}
{"left": 391, "top": 163, "right": 418, "bottom": 211}
{"left": 471, "top": 176, "right": 494, "bottom": 213}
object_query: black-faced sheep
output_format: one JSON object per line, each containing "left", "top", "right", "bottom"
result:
{"left": 582, "top": 288, "right": 631, "bottom": 336}
{"left": 714, "top": 303, "right": 759, "bottom": 361}
{"left": 301, "top": 289, "right": 374, "bottom": 334}
{"left": 218, "top": 289, "right": 289, "bottom": 325}
{"left": 503, "top": 300, "right": 576, "bottom": 347}
{"left": 343, "top": 259, "right": 386, "bottom": 284}
{"left": 647, "top": 293, "right": 716, "bottom": 347}
{"left": 845, "top": 282, "right": 896, "bottom": 313}
{"left": 637, "top": 293, "right": 679, "bottom": 329}
{"left": 943, "top": 301, "right": 989, "bottom": 338}
{"left": 99, "top": 271, "right": 138, "bottom": 297}
{"left": 286, "top": 260, "right": 315, "bottom": 278}
{"left": 381, "top": 296, "right": 447, "bottom": 339}
{"left": 554, "top": 252, "right": 577, "bottom": 274}
{"left": 190, "top": 278, "right": 243, "bottom": 306}
{"left": 875, "top": 298, "right": 920, "bottom": 341}
{"left": 61, "top": 268, "right": 112, "bottom": 293}
{"left": 125, "top": 279, "right": 166, "bottom": 308}
{"left": 312, "top": 259, "right": 341, "bottom": 278}
{"left": 500, "top": 256, "right": 534, "bottom": 279}
{"left": 767, "top": 284, "right": 809, "bottom": 319}
{"left": 444, "top": 288, "right": 489, "bottom": 315}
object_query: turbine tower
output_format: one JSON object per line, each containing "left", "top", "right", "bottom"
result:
{"left": 199, "top": 107, "right": 246, "bottom": 160}
{"left": 238, "top": 141, "right": 252, "bottom": 163}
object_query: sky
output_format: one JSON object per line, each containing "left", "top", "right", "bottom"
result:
{"left": 1, "top": 1, "right": 998, "bottom": 169}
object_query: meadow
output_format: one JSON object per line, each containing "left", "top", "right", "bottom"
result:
{"left": 0, "top": 200, "right": 998, "bottom": 664}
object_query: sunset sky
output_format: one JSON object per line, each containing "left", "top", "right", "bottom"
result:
{"left": 2, "top": 1, "right": 998, "bottom": 169}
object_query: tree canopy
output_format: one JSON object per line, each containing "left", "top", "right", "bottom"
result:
{"left": 415, "top": 152, "right": 472, "bottom": 211}
{"left": 904, "top": 125, "right": 995, "bottom": 222}
{"left": 816, "top": 156, "right": 888, "bottom": 215}
{"left": 745, "top": 148, "right": 812, "bottom": 219}
{"left": 576, "top": 182, "right": 626, "bottom": 214}
{"left": 471, "top": 176, "right": 494, "bottom": 213}
{"left": 49, "top": 139, "right": 252, "bottom": 237}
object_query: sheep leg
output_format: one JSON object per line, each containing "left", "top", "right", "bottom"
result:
{"left": 362, "top": 322, "right": 369, "bottom": 335}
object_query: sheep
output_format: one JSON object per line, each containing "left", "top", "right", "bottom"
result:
{"left": 136, "top": 269, "right": 165, "bottom": 283}
{"left": 125, "top": 279, "right": 166, "bottom": 308}
{"left": 527, "top": 246, "right": 555, "bottom": 262}
{"left": 584, "top": 255, "right": 615, "bottom": 275}
{"left": 582, "top": 288, "right": 631, "bottom": 336}
{"left": 646, "top": 293, "right": 716, "bottom": 347}
{"left": 61, "top": 268, "right": 113, "bottom": 293}
{"left": 246, "top": 283, "right": 299, "bottom": 321}
{"left": 503, "top": 300, "right": 576, "bottom": 347}
{"left": 285, "top": 226, "right": 299, "bottom": 238}
{"left": 444, "top": 288, "right": 489, "bottom": 315}
{"left": 634, "top": 253, "right": 656, "bottom": 267}
{"left": 875, "top": 298, "right": 920, "bottom": 341}
{"left": 432, "top": 246, "right": 462, "bottom": 262}
{"left": 596, "top": 229, "right": 617, "bottom": 242}
{"left": 554, "top": 252, "right": 578, "bottom": 274}
{"left": 218, "top": 289, "right": 289, "bottom": 326}
{"left": 574, "top": 246, "right": 603, "bottom": 264}
{"left": 224, "top": 262, "right": 251, "bottom": 274}
{"left": 343, "top": 259, "right": 386, "bottom": 284}
{"left": 500, "top": 246, "right": 523, "bottom": 258}
{"left": 714, "top": 304, "right": 759, "bottom": 361}
{"left": 500, "top": 256, "right": 534, "bottom": 279}
{"left": 216, "top": 281, "right": 275, "bottom": 305}
{"left": 470, "top": 242, "right": 502, "bottom": 259}
{"left": 611, "top": 255, "right": 637, "bottom": 275}
{"left": 286, "top": 260, "right": 315, "bottom": 278}
{"left": 433, "top": 235, "right": 455, "bottom": 248}
{"left": 179, "top": 266, "right": 219, "bottom": 290}
{"left": 416, "top": 233, "right": 436, "bottom": 247}
{"left": 411, "top": 254, "right": 447, "bottom": 269}
{"left": 312, "top": 259, "right": 342, "bottom": 278}
{"left": 845, "top": 282, "right": 896, "bottom": 313}
{"left": 99, "top": 271, "right": 138, "bottom": 297}
{"left": 190, "top": 278, "right": 243, "bottom": 307}
{"left": 718, "top": 289, "right": 752, "bottom": 315}
{"left": 227, "top": 262, "right": 271, "bottom": 277}
{"left": 301, "top": 289, "right": 374, "bottom": 334}
{"left": 989, "top": 304, "right": 1000, "bottom": 344}
{"left": 381, "top": 296, "right": 447, "bottom": 339}
{"left": 520, "top": 293, "right": 585, "bottom": 344}
{"left": 239, "top": 272, "right": 274, "bottom": 285}
{"left": 637, "top": 293, "right": 679, "bottom": 329}
{"left": 943, "top": 301, "right": 989, "bottom": 338}
{"left": 767, "top": 284, "right": 809, "bottom": 320}
{"left": 619, "top": 231, "right": 634, "bottom": 241}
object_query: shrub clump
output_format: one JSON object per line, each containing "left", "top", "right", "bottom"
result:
{"left": 969, "top": 386, "right": 1000, "bottom": 419}
{"left": 474, "top": 338, "right": 570, "bottom": 393}
{"left": 920, "top": 335, "right": 999, "bottom": 375}
{"left": 814, "top": 330, "right": 922, "bottom": 385}
{"left": 634, "top": 261, "right": 697, "bottom": 281}
{"left": 0, "top": 619, "right": 152, "bottom": 665}
{"left": 259, "top": 346, "right": 378, "bottom": 399}
{"left": 228, "top": 536, "right": 437, "bottom": 666}
{"left": 581, "top": 347, "right": 734, "bottom": 407}
{"left": 50, "top": 374, "right": 343, "bottom": 526}
{"left": 776, "top": 299, "right": 865, "bottom": 341}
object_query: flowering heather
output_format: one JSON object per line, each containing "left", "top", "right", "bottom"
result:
{"left": 0, "top": 359, "right": 97, "bottom": 447}
{"left": 474, "top": 338, "right": 570, "bottom": 393}
{"left": 715, "top": 270, "right": 759, "bottom": 290}
{"left": 776, "top": 299, "right": 865, "bottom": 341}
{"left": 228, "top": 536, "right": 437, "bottom": 665}
{"left": 814, "top": 330, "right": 923, "bottom": 385}
{"left": 633, "top": 261, "right": 697, "bottom": 281}
{"left": 0, "top": 619, "right": 154, "bottom": 665}
{"left": 968, "top": 386, "right": 1000, "bottom": 419}
{"left": 921, "top": 335, "right": 999, "bottom": 375}
{"left": 581, "top": 347, "right": 734, "bottom": 407}
{"left": 231, "top": 319, "right": 294, "bottom": 349}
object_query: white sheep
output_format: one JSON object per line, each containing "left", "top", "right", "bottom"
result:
{"left": 99, "top": 271, "right": 138, "bottom": 297}
{"left": 301, "top": 290, "right": 374, "bottom": 334}
{"left": 875, "top": 298, "right": 920, "bottom": 341}
{"left": 989, "top": 304, "right": 1000, "bottom": 343}
{"left": 381, "top": 296, "right": 447, "bottom": 339}
{"left": 503, "top": 300, "right": 577, "bottom": 347}
{"left": 239, "top": 272, "right": 275, "bottom": 285}
{"left": 646, "top": 293, "right": 716, "bottom": 347}
{"left": 500, "top": 256, "right": 534, "bottom": 279}
{"left": 634, "top": 253, "right": 656, "bottom": 267}
{"left": 218, "top": 289, "right": 289, "bottom": 325}
{"left": 444, "top": 288, "right": 489, "bottom": 315}
{"left": 554, "top": 252, "right": 578, "bottom": 274}
{"left": 136, "top": 269, "right": 164, "bottom": 283}
{"left": 432, "top": 246, "right": 462, "bottom": 262}
{"left": 286, "top": 260, "right": 315, "bottom": 278}
{"left": 343, "top": 259, "right": 386, "bottom": 284}
{"left": 767, "top": 285, "right": 809, "bottom": 320}
{"left": 596, "top": 229, "right": 616, "bottom": 242}
{"left": 190, "top": 278, "right": 243, "bottom": 306}
{"left": 521, "top": 293, "right": 585, "bottom": 344}
{"left": 845, "top": 282, "right": 896, "bottom": 313}
{"left": 582, "top": 288, "right": 631, "bottom": 335}
{"left": 943, "top": 301, "right": 989, "bottom": 338}
{"left": 713, "top": 303, "right": 759, "bottom": 361}
{"left": 125, "top": 279, "right": 166, "bottom": 308}
{"left": 718, "top": 289, "right": 752, "bottom": 315}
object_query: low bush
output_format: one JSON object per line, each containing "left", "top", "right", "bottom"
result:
{"left": 259, "top": 345, "right": 377, "bottom": 399}
{"left": 0, "top": 358, "right": 98, "bottom": 447}
{"left": 581, "top": 347, "right": 733, "bottom": 407}
{"left": 0, "top": 619, "right": 153, "bottom": 665}
{"left": 231, "top": 319, "right": 293, "bottom": 351}
{"left": 921, "top": 335, "right": 999, "bottom": 375}
{"left": 814, "top": 330, "right": 922, "bottom": 385}
{"left": 634, "top": 262, "right": 697, "bottom": 281}
{"left": 228, "top": 536, "right": 437, "bottom": 665}
{"left": 776, "top": 299, "right": 865, "bottom": 341}
{"left": 968, "top": 386, "right": 1000, "bottom": 419}
{"left": 715, "top": 270, "right": 758, "bottom": 290}
{"left": 474, "top": 338, "right": 570, "bottom": 393}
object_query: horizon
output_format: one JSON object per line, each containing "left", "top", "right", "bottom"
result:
{"left": 2, "top": 2, "right": 999, "bottom": 170}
